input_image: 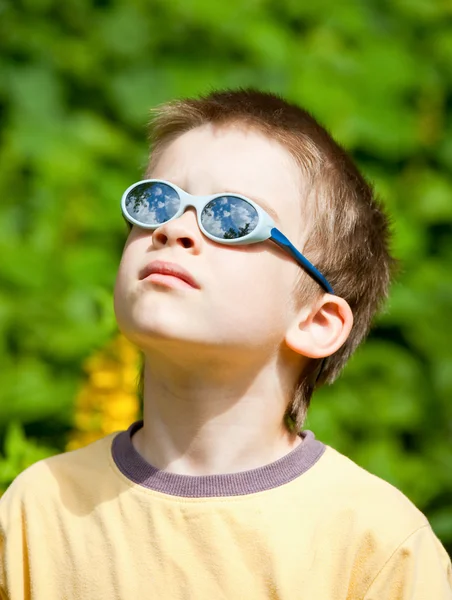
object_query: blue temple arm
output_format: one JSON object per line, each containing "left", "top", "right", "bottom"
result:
{"left": 270, "top": 228, "right": 334, "bottom": 295}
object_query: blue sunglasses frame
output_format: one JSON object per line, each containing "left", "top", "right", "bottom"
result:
{"left": 121, "top": 179, "right": 334, "bottom": 295}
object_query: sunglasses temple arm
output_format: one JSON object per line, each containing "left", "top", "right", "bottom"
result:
{"left": 270, "top": 228, "right": 334, "bottom": 295}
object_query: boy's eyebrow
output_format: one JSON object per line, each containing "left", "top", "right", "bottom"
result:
{"left": 225, "top": 190, "right": 282, "bottom": 225}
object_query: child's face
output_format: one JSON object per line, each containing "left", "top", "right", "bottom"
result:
{"left": 114, "top": 123, "right": 309, "bottom": 359}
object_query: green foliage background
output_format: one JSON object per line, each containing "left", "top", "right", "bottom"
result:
{"left": 1, "top": 0, "right": 451, "bottom": 554}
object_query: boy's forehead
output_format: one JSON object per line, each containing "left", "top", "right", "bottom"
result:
{"left": 149, "top": 123, "right": 304, "bottom": 227}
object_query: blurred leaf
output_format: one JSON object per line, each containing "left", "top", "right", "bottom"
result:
{"left": 0, "top": 421, "right": 58, "bottom": 492}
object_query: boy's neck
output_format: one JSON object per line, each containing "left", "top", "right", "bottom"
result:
{"left": 131, "top": 351, "right": 305, "bottom": 477}
{"left": 131, "top": 419, "right": 302, "bottom": 477}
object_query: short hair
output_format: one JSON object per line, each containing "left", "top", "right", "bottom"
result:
{"left": 127, "top": 88, "right": 397, "bottom": 432}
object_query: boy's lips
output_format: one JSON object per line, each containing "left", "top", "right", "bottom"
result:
{"left": 139, "top": 260, "right": 200, "bottom": 289}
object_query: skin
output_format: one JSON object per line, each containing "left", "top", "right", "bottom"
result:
{"left": 113, "top": 122, "right": 353, "bottom": 476}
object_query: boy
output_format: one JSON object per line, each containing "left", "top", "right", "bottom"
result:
{"left": 1, "top": 89, "right": 451, "bottom": 599}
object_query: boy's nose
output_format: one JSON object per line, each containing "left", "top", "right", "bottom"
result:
{"left": 151, "top": 207, "right": 202, "bottom": 251}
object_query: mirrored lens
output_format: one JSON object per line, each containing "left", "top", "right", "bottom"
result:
{"left": 201, "top": 196, "right": 259, "bottom": 239}
{"left": 124, "top": 182, "right": 180, "bottom": 225}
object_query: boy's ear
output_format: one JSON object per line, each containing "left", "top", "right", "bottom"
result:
{"left": 285, "top": 294, "right": 353, "bottom": 359}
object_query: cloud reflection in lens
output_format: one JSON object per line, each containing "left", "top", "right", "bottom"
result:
{"left": 201, "top": 196, "right": 259, "bottom": 239}
{"left": 125, "top": 183, "right": 180, "bottom": 224}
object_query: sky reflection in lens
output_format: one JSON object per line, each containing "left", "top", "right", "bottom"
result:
{"left": 202, "top": 196, "right": 259, "bottom": 239}
{"left": 125, "top": 183, "right": 180, "bottom": 224}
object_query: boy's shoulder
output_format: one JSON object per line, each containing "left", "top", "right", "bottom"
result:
{"left": 311, "top": 443, "right": 452, "bottom": 593}
{"left": 312, "top": 442, "right": 429, "bottom": 534}
{"left": 0, "top": 431, "right": 119, "bottom": 520}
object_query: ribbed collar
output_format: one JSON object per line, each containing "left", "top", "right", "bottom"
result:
{"left": 111, "top": 420, "right": 325, "bottom": 498}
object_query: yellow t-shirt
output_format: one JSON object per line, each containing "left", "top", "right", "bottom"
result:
{"left": 1, "top": 420, "right": 451, "bottom": 599}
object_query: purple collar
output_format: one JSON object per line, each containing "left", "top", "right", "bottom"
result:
{"left": 111, "top": 420, "right": 325, "bottom": 498}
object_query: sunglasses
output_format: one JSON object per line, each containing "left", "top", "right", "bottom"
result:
{"left": 121, "top": 179, "right": 334, "bottom": 294}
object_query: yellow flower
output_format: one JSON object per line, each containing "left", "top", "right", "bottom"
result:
{"left": 66, "top": 334, "right": 141, "bottom": 451}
